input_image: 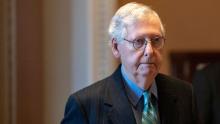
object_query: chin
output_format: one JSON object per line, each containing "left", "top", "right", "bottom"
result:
{"left": 141, "top": 70, "right": 158, "bottom": 78}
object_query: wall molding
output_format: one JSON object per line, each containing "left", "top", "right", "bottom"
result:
{"left": 1, "top": 0, "right": 17, "bottom": 124}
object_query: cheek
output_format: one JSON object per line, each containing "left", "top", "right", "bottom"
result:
{"left": 121, "top": 52, "right": 138, "bottom": 66}
{"left": 120, "top": 51, "right": 142, "bottom": 71}
{"left": 119, "top": 45, "right": 140, "bottom": 63}
{"left": 156, "top": 51, "right": 163, "bottom": 68}
{"left": 127, "top": 51, "right": 143, "bottom": 65}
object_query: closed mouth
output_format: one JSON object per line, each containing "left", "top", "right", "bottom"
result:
{"left": 139, "top": 63, "right": 155, "bottom": 66}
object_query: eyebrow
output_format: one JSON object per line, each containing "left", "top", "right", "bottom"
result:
{"left": 134, "top": 33, "right": 162, "bottom": 40}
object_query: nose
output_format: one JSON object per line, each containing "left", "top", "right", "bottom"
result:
{"left": 143, "top": 42, "right": 154, "bottom": 56}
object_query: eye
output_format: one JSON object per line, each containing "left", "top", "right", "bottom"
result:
{"left": 134, "top": 38, "right": 145, "bottom": 48}
{"left": 135, "top": 38, "right": 145, "bottom": 45}
{"left": 151, "top": 36, "right": 161, "bottom": 43}
{"left": 151, "top": 36, "right": 162, "bottom": 45}
{"left": 150, "top": 36, "right": 165, "bottom": 49}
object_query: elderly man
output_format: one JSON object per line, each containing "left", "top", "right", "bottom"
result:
{"left": 61, "top": 2, "right": 199, "bottom": 124}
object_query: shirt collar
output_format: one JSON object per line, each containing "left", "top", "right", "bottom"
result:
{"left": 121, "top": 65, "right": 158, "bottom": 107}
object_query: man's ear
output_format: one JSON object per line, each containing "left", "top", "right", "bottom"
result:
{"left": 111, "top": 38, "right": 121, "bottom": 58}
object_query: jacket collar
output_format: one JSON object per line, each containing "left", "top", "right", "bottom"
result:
{"left": 156, "top": 73, "right": 179, "bottom": 124}
{"left": 103, "top": 65, "right": 136, "bottom": 124}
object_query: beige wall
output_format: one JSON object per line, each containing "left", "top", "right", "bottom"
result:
{"left": 0, "top": 0, "right": 5, "bottom": 123}
{"left": 16, "top": 0, "right": 44, "bottom": 124}
{"left": 0, "top": 0, "right": 11, "bottom": 124}
{"left": 43, "top": 0, "right": 72, "bottom": 123}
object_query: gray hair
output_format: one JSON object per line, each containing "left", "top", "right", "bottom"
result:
{"left": 108, "top": 2, "right": 165, "bottom": 42}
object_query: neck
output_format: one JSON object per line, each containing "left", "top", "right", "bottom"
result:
{"left": 133, "top": 75, "right": 154, "bottom": 90}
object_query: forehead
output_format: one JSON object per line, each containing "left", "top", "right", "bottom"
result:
{"left": 125, "top": 17, "right": 162, "bottom": 39}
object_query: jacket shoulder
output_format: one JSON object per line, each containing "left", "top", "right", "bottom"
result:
{"left": 156, "top": 73, "right": 192, "bottom": 95}
{"left": 61, "top": 76, "right": 114, "bottom": 124}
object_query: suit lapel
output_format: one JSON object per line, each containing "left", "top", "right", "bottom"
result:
{"left": 158, "top": 93, "right": 179, "bottom": 124}
{"left": 104, "top": 96, "right": 136, "bottom": 124}
{"left": 103, "top": 67, "right": 136, "bottom": 124}
{"left": 156, "top": 74, "right": 179, "bottom": 124}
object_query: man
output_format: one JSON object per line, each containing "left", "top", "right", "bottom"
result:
{"left": 61, "top": 2, "right": 199, "bottom": 124}
{"left": 193, "top": 62, "right": 220, "bottom": 124}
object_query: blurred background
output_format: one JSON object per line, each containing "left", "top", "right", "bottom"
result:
{"left": 1, "top": 0, "right": 220, "bottom": 124}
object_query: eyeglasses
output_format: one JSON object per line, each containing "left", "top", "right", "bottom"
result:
{"left": 123, "top": 35, "right": 165, "bottom": 50}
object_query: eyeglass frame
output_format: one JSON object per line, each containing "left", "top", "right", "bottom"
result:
{"left": 123, "top": 35, "right": 166, "bottom": 50}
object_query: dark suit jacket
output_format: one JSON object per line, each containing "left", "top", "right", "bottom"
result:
{"left": 61, "top": 66, "right": 199, "bottom": 124}
{"left": 193, "top": 62, "right": 220, "bottom": 124}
